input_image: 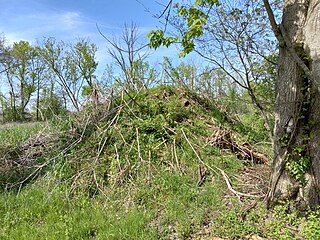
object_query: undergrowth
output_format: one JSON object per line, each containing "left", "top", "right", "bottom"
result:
{"left": 0, "top": 86, "right": 318, "bottom": 239}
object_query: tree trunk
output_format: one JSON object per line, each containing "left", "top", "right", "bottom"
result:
{"left": 36, "top": 79, "right": 40, "bottom": 121}
{"left": 267, "top": 0, "right": 320, "bottom": 208}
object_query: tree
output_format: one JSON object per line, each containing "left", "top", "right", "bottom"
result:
{"left": 70, "top": 39, "right": 99, "bottom": 106}
{"left": 31, "top": 46, "right": 48, "bottom": 121}
{"left": 0, "top": 92, "right": 7, "bottom": 121}
{"left": 0, "top": 34, "right": 7, "bottom": 72}
{"left": 149, "top": 0, "right": 320, "bottom": 208}
{"left": 98, "top": 22, "right": 150, "bottom": 90}
{"left": 161, "top": 57, "right": 197, "bottom": 89}
{"left": 264, "top": 0, "right": 320, "bottom": 207}
{"left": 39, "top": 38, "right": 98, "bottom": 111}
{"left": 72, "top": 39, "right": 98, "bottom": 89}
{"left": 1, "top": 44, "right": 19, "bottom": 121}
{"left": 0, "top": 37, "right": 48, "bottom": 121}
{"left": 39, "top": 38, "right": 81, "bottom": 111}
{"left": 11, "top": 41, "right": 36, "bottom": 118}
{"left": 37, "top": 80, "right": 66, "bottom": 120}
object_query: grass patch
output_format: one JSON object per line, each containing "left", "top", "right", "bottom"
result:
{"left": 0, "top": 122, "right": 45, "bottom": 145}
{"left": 0, "top": 178, "right": 157, "bottom": 240}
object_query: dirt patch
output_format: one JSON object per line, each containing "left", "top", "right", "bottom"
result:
{"left": 238, "top": 164, "right": 270, "bottom": 197}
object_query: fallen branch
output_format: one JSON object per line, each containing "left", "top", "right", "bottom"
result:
{"left": 207, "top": 127, "right": 269, "bottom": 164}
{"left": 181, "top": 129, "right": 261, "bottom": 199}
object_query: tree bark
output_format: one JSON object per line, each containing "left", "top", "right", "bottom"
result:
{"left": 267, "top": 0, "right": 320, "bottom": 208}
{"left": 36, "top": 79, "right": 40, "bottom": 121}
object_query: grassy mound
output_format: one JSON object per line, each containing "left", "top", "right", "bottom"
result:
{"left": 1, "top": 86, "right": 319, "bottom": 239}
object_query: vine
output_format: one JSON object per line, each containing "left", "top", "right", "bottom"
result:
{"left": 285, "top": 145, "right": 311, "bottom": 185}
{"left": 282, "top": 43, "right": 313, "bottom": 185}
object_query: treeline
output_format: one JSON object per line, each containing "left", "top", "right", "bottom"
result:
{"left": 0, "top": 22, "right": 276, "bottom": 129}
{"left": 0, "top": 36, "right": 98, "bottom": 122}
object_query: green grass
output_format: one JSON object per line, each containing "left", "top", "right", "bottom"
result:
{"left": 0, "top": 122, "right": 45, "bottom": 145}
{"left": 2, "top": 179, "right": 320, "bottom": 239}
{"left": 0, "top": 178, "right": 158, "bottom": 240}
{"left": 0, "top": 172, "right": 221, "bottom": 239}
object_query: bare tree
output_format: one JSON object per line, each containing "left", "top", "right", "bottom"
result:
{"left": 98, "top": 22, "right": 150, "bottom": 90}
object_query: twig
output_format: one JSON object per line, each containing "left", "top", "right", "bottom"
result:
{"left": 99, "top": 104, "right": 123, "bottom": 135}
{"left": 181, "top": 128, "right": 260, "bottom": 199}
{"left": 136, "top": 127, "right": 144, "bottom": 162}
{"left": 219, "top": 169, "right": 259, "bottom": 199}
{"left": 122, "top": 96, "right": 144, "bottom": 121}
{"left": 79, "top": 114, "right": 91, "bottom": 141}
{"left": 153, "top": 139, "right": 167, "bottom": 150}
{"left": 148, "top": 150, "right": 152, "bottom": 181}
{"left": 173, "top": 138, "right": 182, "bottom": 173}
{"left": 284, "top": 225, "right": 305, "bottom": 240}
{"left": 12, "top": 127, "right": 86, "bottom": 192}
{"left": 91, "top": 122, "right": 111, "bottom": 194}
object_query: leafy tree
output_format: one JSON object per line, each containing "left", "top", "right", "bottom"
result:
{"left": 38, "top": 38, "right": 98, "bottom": 111}
{"left": 161, "top": 57, "right": 197, "bottom": 89}
{"left": 1, "top": 44, "right": 19, "bottom": 121}
{"left": 0, "top": 34, "right": 13, "bottom": 75}
{"left": 38, "top": 38, "right": 81, "bottom": 111}
{"left": 131, "top": 59, "right": 158, "bottom": 89}
{"left": 0, "top": 34, "right": 8, "bottom": 73}
{"left": 72, "top": 39, "right": 98, "bottom": 90}
{"left": 0, "top": 92, "right": 7, "bottom": 121}
{"left": 30, "top": 46, "right": 48, "bottom": 121}
{"left": 0, "top": 37, "right": 47, "bottom": 121}
{"left": 70, "top": 39, "right": 99, "bottom": 106}
{"left": 11, "top": 41, "right": 36, "bottom": 118}
{"left": 37, "top": 80, "right": 66, "bottom": 120}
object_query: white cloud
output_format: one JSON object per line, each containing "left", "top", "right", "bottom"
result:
{"left": 0, "top": 0, "right": 192, "bottom": 82}
{"left": 2, "top": 10, "right": 89, "bottom": 43}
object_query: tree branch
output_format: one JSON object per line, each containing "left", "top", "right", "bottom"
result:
{"left": 263, "top": 0, "right": 312, "bottom": 78}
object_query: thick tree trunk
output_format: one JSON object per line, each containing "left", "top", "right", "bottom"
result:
{"left": 303, "top": 0, "right": 320, "bottom": 206}
{"left": 267, "top": 0, "right": 320, "bottom": 208}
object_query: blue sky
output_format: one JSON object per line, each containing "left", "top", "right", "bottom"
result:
{"left": 0, "top": 0, "right": 190, "bottom": 75}
{"left": 1, "top": 0, "right": 162, "bottom": 42}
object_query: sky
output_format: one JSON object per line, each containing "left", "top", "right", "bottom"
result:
{"left": 1, "top": 0, "right": 162, "bottom": 42}
{"left": 0, "top": 0, "right": 191, "bottom": 78}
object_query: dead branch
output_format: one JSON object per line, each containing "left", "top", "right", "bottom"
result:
{"left": 207, "top": 127, "right": 269, "bottom": 164}
{"left": 181, "top": 129, "right": 261, "bottom": 199}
